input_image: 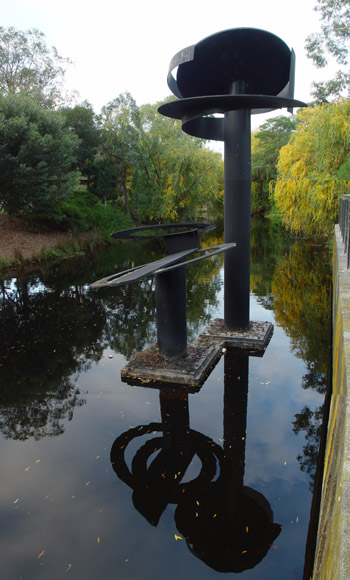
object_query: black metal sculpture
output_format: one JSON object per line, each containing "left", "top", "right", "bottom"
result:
{"left": 92, "top": 223, "right": 235, "bottom": 358}
{"left": 158, "top": 28, "right": 307, "bottom": 330}
{"left": 91, "top": 27, "right": 302, "bottom": 368}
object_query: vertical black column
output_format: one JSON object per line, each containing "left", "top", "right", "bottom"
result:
{"left": 155, "top": 266, "right": 187, "bottom": 357}
{"left": 223, "top": 351, "right": 249, "bottom": 492}
{"left": 224, "top": 81, "right": 251, "bottom": 330}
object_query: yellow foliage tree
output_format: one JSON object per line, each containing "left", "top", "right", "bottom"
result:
{"left": 273, "top": 100, "right": 350, "bottom": 236}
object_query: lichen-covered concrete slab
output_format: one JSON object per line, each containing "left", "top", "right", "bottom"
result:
{"left": 121, "top": 336, "right": 221, "bottom": 388}
{"left": 202, "top": 319, "right": 273, "bottom": 350}
{"left": 121, "top": 320, "right": 273, "bottom": 387}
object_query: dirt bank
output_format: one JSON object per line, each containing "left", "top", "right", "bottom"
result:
{"left": 0, "top": 215, "right": 71, "bottom": 263}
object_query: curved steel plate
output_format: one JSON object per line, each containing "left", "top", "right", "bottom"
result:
{"left": 158, "top": 95, "right": 307, "bottom": 140}
{"left": 111, "top": 222, "right": 214, "bottom": 240}
{"left": 167, "top": 28, "right": 293, "bottom": 99}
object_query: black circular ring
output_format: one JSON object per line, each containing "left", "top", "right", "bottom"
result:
{"left": 110, "top": 423, "right": 224, "bottom": 501}
{"left": 111, "top": 222, "right": 215, "bottom": 240}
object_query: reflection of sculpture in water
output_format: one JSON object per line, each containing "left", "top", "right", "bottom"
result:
{"left": 110, "top": 350, "right": 281, "bottom": 573}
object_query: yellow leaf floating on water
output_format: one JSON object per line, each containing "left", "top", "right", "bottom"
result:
{"left": 97, "top": 537, "right": 101, "bottom": 544}
{"left": 174, "top": 534, "right": 183, "bottom": 541}
{"left": 37, "top": 550, "right": 45, "bottom": 559}
{"left": 25, "top": 466, "right": 30, "bottom": 471}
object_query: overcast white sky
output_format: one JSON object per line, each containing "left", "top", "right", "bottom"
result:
{"left": 2, "top": 0, "right": 330, "bottom": 127}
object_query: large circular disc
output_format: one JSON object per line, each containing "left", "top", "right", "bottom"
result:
{"left": 171, "top": 28, "right": 293, "bottom": 98}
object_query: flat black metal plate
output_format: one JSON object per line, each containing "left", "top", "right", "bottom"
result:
{"left": 155, "top": 243, "right": 236, "bottom": 274}
{"left": 91, "top": 249, "right": 195, "bottom": 288}
{"left": 158, "top": 94, "right": 306, "bottom": 118}
{"left": 91, "top": 244, "right": 236, "bottom": 288}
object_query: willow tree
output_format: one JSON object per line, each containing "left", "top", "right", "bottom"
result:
{"left": 273, "top": 100, "right": 350, "bottom": 236}
{"left": 131, "top": 100, "right": 224, "bottom": 223}
{"left": 251, "top": 115, "right": 296, "bottom": 214}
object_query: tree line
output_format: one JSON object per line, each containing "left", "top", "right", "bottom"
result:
{"left": 1, "top": 0, "right": 350, "bottom": 238}
{"left": 0, "top": 27, "right": 223, "bottom": 235}
{"left": 252, "top": 100, "right": 350, "bottom": 236}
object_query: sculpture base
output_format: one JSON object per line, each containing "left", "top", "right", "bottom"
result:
{"left": 121, "top": 320, "right": 273, "bottom": 388}
{"left": 121, "top": 337, "right": 220, "bottom": 390}
{"left": 202, "top": 319, "right": 273, "bottom": 350}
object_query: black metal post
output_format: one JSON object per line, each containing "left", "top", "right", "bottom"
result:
{"left": 155, "top": 266, "right": 187, "bottom": 357}
{"left": 224, "top": 87, "right": 251, "bottom": 330}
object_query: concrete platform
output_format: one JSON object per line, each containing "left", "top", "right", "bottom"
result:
{"left": 121, "top": 336, "right": 221, "bottom": 388}
{"left": 121, "top": 320, "right": 273, "bottom": 387}
{"left": 202, "top": 319, "right": 273, "bottom": 350}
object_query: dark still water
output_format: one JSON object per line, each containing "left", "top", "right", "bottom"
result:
{"left": 0, "top": 219, "right": 331, "bottom": 580}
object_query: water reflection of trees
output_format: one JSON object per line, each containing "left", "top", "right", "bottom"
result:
{"left": 97, "top": 279, "right": 157, "bottom": 358}
{"left": 0, "top": 236, "right": 224, "bottom": 440}
{"left": 250, "top": 218, "right": 291, "bottom": 304}
{"left": 0, "top": 222, "right": 331, "bottom": 451}
{"left": 292, "top": 405, "right": 324, "bottom": 492}
{"left": 272, "top": 242, "right": 331, "bottom": 371}
{"left": 0, "top": 277, "right": 107, "bottom": 440}
{"left": 271, "top": 241, "right": 331, "bottom": 488}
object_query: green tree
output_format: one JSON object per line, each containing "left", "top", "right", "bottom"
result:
{"left": 0, "top": 94, "right": 79, "bottom": 219}
{"left": 305, "top": 0, "right": 350, "bottom": 101}
{"left": 90, "top": 156, "right": 120, "bottom": 204}
{"left": 61, "top": 102, "right": 100, "bottom": 183}
{"left": 97, "top": 95, "right": 224, "bottom": 223}
{"left": 0, "top": 26, "right": 71, "bottom": 107}
{"left": 99, "top": 92, "right": 141, "bottom": 216}
{"left": 273, "top": 101, "right": 350, "bottom": 235}
{"left": 251, "top": 115, "right": 296, "bottom": 214}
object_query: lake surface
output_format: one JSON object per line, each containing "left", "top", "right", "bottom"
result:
{"left": 0, "top": 219, "right": 331, "bottom": 579}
